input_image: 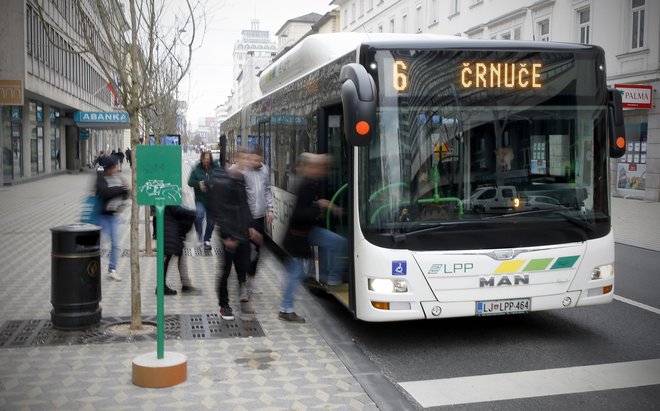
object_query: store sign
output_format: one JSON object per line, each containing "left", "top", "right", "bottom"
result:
{"left": 614, "top": 84, "right": 653, "bottom": 109}
{"left": 74, "top": 111, "right": 130, "bottom": 129}
{"left": 79, "top": 128, "right": 90, "bottom": 140}
{"left": 0, "top": 80, "right": 23, "bottom": 106}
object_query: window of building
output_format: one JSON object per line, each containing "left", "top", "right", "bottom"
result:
{"left": 452, "top": 0, "right": 460, "bottom": 15}
{"left": 402, "top": 13, "right": 408, "bottom": 32}
{"left": 377, "top": 24, "right": 383, "bottom": 33}
{"left": 578, "top": 7, "right": 590, "bottom": 44}
{"left": 352, "top": 2, "right": 356, "bottom": 22}
{"left": 368, "top": 0, "right": 373, "bottom": 11}
{"left": 429, "top": 0, "right": 439, "bottom": 24}
{"left": 631, "top": 0, "right": 645, "bottom": 49}
{"left": 2, "top": 106, "right": 23, "bottom": 181}
{"left": 26, "top": 6, "right": 33, "bottom": 56}
{"left": 501, "top": 32, "right": 511, "bottom": 40}
{"left": 360, "top": 0, "right": 364, "bottom": 17}
{"left": 416, "top": 5, "right": 422, "bottom": 32}
{"left": 390, "top": 18, "right": 395, "bottom": 32}
{"left": 343, "top": 9, "right": 348, "bottom": 28}
{"left": 537, "top": 19, "right": 550, "bottom": 41}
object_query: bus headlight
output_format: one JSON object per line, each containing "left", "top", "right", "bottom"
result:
{"left": 368, "top": 278, "right": 408, "bottom": 293}
{"left": 591, "top": 264, "right": 614, "bottom": 280}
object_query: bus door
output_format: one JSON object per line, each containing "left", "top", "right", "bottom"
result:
{"left": 319, "top": 104, "right": 351, "bottom": 305}
{"left": 258, "top": 120, "right": 272, "bottom": 237}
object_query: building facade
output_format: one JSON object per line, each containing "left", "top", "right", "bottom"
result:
{"left": 332, "top": 0, "right": 659, "bottom": 201}
{"left": 275, "top": 13, "right": 323, "bottom": 54}
{"left": 0, "top": 0, "right": 126, "bottom": 185}
{"left": 228, "top": 20, "right": 277, "bottom": 115}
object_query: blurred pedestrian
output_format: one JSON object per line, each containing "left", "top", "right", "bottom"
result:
{"left": 279, "top": 153, "right": 346, "bottom": 323}
{"left": 116, "top": 148, "right": 125, "bottom": 171}
{"left": 209, "top": 150, "right": 259, "bottom": 320}
{"left": 240, "top": 145, "right": 273, "bottom": 295}
{"left": 96, "top": 155, "right": 130, "bottom": 281}
{"left": 93, "top": 151, "right": 106, "bottom": 170}
{"left": 188, "top": 151, "right": 221, "bottom": 249}
{"left": 158, "top": 205, "right": 198, "bottom": 295}
{"left": 125, "top": 147, "right": 132, "bottom": 168}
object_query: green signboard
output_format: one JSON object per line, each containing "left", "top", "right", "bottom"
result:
{"left": 136, "top": 145, "right": 182, "bottom": 206}
{"left": 136, "top": 145, "right": 182, "bottom": 359}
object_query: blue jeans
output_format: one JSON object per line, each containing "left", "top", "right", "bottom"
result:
{"left": 194, "top": 201, "right": 214, "bottom": 242}
{"left": 280, "top": 257, "right": 306, "bottom": 313}
{"left": 279, "top": 227, "right": 347, "bottom": 313}
{"left": 97, "top": 214, "right": 119, "bottom": 270}
{"left": 309, "top": 226, "right": 347, "bottom": 284}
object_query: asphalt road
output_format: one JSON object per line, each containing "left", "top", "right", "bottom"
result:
{"left": 306, "top": 244, "right": 660, "bottom": 410}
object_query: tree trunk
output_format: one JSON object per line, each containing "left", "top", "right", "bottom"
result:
{"left": 129, "top": 108, "right": 143, "bottom": 330}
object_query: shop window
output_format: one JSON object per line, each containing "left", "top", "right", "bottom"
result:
{"left": 616, "top": 119, "right": 647, "bottom": 192}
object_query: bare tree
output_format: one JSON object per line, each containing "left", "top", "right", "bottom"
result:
{"left": 36, "top": 0, "right": 204, "bottom": 329}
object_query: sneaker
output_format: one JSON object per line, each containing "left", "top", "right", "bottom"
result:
{"left": 181, "top": 285, "right": 200, "bottom": 294}
{"left": 278, "top": 312, "right": 305, "bottom": 323}
{"left": 220, "top": 306, "right": 234, "bottom": 321}
{"left": 204, "top": 240, "right": 212, "bottom": 250}
{"left": 246, "top": 277, "right": 263, "bottom": 294}
{"left": 107, "top": 269, "right": 122, "bottom": 281}
{"left": 155, "top": 286, "right": 177, "bottom": 295}
{"left": 239, "top": 284, "right": 250, "bottom": 302}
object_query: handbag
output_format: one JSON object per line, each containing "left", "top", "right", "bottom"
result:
{"left": 81, "top": 195, "right": 102, "bottom": 224}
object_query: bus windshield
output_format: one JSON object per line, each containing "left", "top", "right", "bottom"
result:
{"left": 358, "top": 48, "right": 610, "bottom": 249}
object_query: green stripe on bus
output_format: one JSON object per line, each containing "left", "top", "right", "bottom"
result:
{"left": 551, "top": 256, "right": 580, "bottom": 270}
{"left": 523, "top": 258, "right": 553, "bottom": 271}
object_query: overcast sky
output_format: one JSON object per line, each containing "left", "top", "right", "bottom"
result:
{"left": 178, "top": 0, "right": 335, "bottom": 126}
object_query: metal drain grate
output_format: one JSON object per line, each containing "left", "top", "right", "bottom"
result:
{"left": 0, "top": 314, "right": 264, "bottom": 348}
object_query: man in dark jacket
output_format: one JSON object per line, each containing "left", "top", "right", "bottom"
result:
{"left": 279, "top": 153, "right": 345, "bottom": 323}
{"left": 125, "top": 147, "right": 132, "bottom": 168}
{"left": 208, "top": 150, "right": 258, "bottom": 320}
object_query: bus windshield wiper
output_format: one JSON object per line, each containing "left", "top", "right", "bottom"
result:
{"left": 484, "top": 207, "right": 596, "bottom": 232}
{"left": 390, "top": 222, "right": 458, "bottom": 243}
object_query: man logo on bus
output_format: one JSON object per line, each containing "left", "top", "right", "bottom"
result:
{"left": 480, "top": 275, "right": 529, "bottom": 287}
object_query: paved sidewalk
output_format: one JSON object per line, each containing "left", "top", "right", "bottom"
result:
{"left": 0, "top": 162, "right": 657, "bottom": 410}
{"left": 0, "top": 164, "right": 378, "bottom": 410}
{"left": 611, "top": 196, "right": 660, "bottom": 252}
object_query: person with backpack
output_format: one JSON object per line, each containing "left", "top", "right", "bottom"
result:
{"left": 208, "top": 149, "right": 259, "bottom": 320}
{"left": 95, "top": 155, "right": 130, "bottom": 281}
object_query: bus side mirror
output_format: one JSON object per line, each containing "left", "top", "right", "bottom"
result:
{"left": 340, "top": 63, "right": 377, "bottom": 147}
{"left": 607, "top": 88, "right": 626, "bottom": 158}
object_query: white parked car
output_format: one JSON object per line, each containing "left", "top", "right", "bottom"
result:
{"left": 523, "top": 195, "right": 563, "bottom": 210}
{"left": 464, "top": 186, "right": 518, "bottom": 213}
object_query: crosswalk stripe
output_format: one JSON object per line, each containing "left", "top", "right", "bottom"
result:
{"left": 399, "top": 358, "right": 660, "bottom": 408}
{"left": 614, "top": 295, "right": 660, "bottom": 315}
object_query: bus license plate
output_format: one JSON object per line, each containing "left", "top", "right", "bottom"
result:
{"left": 476, "top": 298, "right": 530, "bottom": 316}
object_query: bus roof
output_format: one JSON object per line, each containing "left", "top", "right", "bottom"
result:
{"left": 259, "top": 32, "right": 598, "bottom": 95}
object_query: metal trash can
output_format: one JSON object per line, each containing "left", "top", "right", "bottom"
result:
{"left": 50, "top": 223, "right": 102, "bottom": 329}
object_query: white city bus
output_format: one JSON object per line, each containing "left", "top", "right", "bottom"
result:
{"left": 221, "top": 33, "right": 626, "bottom": 322}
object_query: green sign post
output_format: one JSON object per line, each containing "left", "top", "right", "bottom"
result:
{"left": 136, "top": 145, "right": 182, "bottom": 359}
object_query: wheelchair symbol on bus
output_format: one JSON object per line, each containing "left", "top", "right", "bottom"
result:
{"left": 392, "top": 261, "right": 407, "bottom": 276}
